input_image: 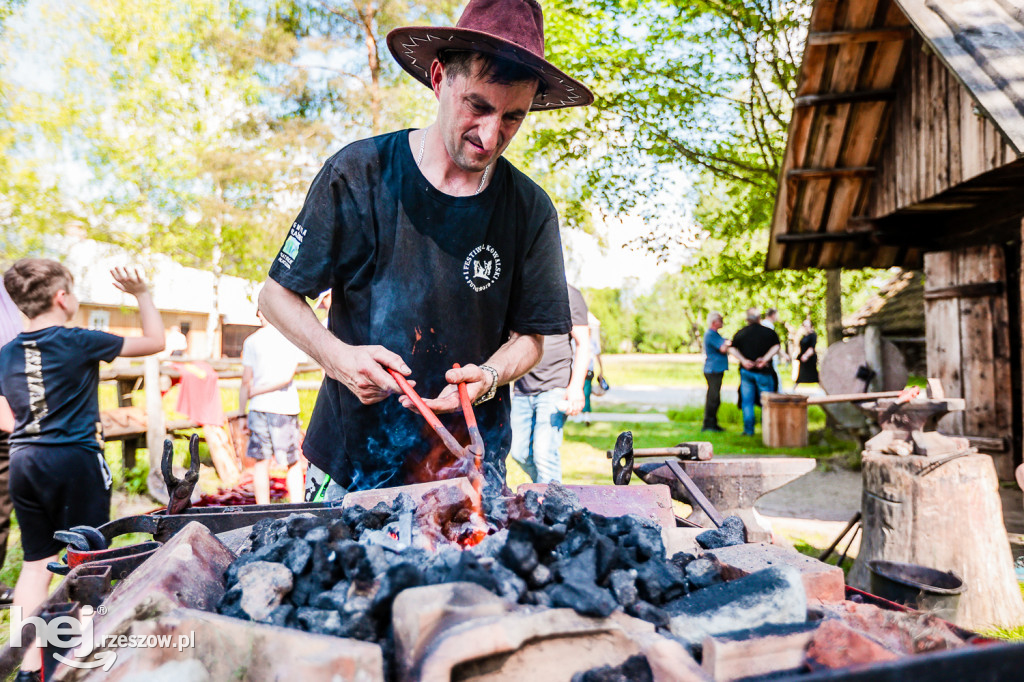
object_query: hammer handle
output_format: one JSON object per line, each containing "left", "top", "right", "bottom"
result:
{"left": 605, "top": 445, "right": 712, "bottom": 461}
{"left": 665, "top": 459, "right": 725, "bottom": 528}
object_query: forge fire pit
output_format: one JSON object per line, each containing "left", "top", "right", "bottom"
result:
{"left": 20, "top": 478, "right": 1024, "bottom": 682}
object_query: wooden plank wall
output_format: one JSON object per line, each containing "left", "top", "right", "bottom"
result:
{"left": 924, "top": 245, "right": 1014, "bottom": 479}
{"left": 866, "top": 33, "right": 1017, "bottom": 218}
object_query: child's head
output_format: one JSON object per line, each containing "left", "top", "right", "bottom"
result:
{"left": 3, "top": 258, "right": 77, "bottom": 321}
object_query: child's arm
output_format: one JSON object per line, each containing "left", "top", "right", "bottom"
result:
{"left": 240, "top": 366, "right": 252, "bottom": 411}
{"left": 111, "top": 266, "right": 165, "bottom": 357}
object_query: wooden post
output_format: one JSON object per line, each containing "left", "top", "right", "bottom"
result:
{"left": 144, "top": 356, "right": 168, "bottom": 503}
{"left": 864, "top": 325, "right": 884, "bottom": 392}
{"left": 825, "top": 270, "right": 843, "bottom": 346}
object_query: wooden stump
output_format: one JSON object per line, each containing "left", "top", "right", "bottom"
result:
{"left": 849, "top": 451, "right": 1024, "bottom": 630}
{"left": 762, "top": 394, "right": 808, "bottom": 448}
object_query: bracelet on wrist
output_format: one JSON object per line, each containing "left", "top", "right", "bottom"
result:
{"left": 475, "top": 364, "right": 499, "bottom": 405}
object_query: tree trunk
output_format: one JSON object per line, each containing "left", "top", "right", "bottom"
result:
{"left": 825, "top": 269, "right": 843, "bottom": 346}
{"left": 357, "top": 0, "right": 382, "bottom": 135}
{"left": 205, "top": 210, "right": 223, "bottom": 359}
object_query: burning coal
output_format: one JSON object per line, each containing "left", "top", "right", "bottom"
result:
{"left": 216, "top": 484, "right": 746, "bottom": 675}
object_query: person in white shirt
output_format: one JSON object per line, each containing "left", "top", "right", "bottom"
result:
{"left": 240, "top": 310, "right": 306, "bottom": 503}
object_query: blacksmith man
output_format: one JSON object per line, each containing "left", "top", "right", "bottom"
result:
{"left": 259, "top": 0, "right": 593, "bottom": 500}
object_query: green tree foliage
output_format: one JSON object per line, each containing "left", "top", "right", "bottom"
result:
{"left": 535, "top": 0, "right": 882, "bottom": 331}
{"left": 581, "top": 287, "right": 634, "bottom": 353}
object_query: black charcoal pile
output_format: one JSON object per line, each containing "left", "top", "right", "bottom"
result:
{"left": 217, "top": 484, "right": 741, "bottom": 653}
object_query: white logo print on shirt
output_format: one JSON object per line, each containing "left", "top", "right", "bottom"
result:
{"left": 463, "top": 245, "right": 502, "bottom": 292}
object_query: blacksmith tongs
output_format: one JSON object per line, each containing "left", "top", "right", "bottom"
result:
{"left": 388, "top": 364, "right": 484, "bottom": 465}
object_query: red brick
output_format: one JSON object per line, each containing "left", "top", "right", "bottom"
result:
{"left": 805, "top": 619, "right": 901, "bottom": 669}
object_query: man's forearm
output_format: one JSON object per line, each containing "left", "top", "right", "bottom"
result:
{"left": 251, "top": 376, "right": 294, "bottom": 398}
{"left": 728, "top": 347, "right": 748, "bottom": 363}
{"left": 484, "top": 332, "right": 543, "bottom": 386}
{"left": 761, "top": 344, "right": 780, "bottom": 362}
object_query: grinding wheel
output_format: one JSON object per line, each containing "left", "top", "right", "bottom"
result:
{"left": 819, "top": 335, "right": 908, "bottom": 434}
{"left": 821, "top": 335, "right": 908, "bottom": 395}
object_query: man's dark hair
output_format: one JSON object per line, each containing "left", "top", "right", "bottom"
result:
{"left": 437, "top": 49, "right": 546, "bottom": 97}
{"left": 4, "top": 258, "right": 74, "bottom": 319}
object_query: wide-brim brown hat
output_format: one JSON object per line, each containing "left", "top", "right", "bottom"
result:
{"left": 386, "top": 0, "right": 593, "bottom": 111}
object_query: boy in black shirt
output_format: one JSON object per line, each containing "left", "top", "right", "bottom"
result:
{"left": 0, "top": 259, "right": 164, "bottom": 679}
{"left": 730, "top": 308, "right": 781, "bottom": 436}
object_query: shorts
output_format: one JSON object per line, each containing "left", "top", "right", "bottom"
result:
{"left": 10, "top": 444, "right": 112, "bottom": 561}
{"left": 246, "top": 411, "right": 301, "bottom": 467}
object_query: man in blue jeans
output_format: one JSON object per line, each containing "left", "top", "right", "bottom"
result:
{"left": 730, "top": 308, "right": 780, "bottom": 436}
{"left": 511, "top": 285, "right": 590, "bottom": 483}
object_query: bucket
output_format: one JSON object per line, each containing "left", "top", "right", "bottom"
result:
{"left": 868, "top": 560, "right": 965, "bottom": 621}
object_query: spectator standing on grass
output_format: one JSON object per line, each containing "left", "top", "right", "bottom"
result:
{"left": 0, "top": 284, "right": 23, "bottom": 607}
{"left": 0, "top": 260, "right": 164, "bottom": 681}
{"left": 240, "top": 309, "right": 306, "bottom": 504}
{"left": 510, "top": 284, "right": 589, "bottom": 483}
{"left": 730, "top": 307, "right": 780, "bottom": 436}
{"left": 702, "top": 311, "right": 729, "bottom": 433}
{"left": 796, "top": 318, "right": 819, "bottom": 386}
{"left": 582, "top": 312, "right": 604, "bottom": 425}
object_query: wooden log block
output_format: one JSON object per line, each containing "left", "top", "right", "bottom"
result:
{"left": 848, "top": 451, "right": 1024, "bottom": 629}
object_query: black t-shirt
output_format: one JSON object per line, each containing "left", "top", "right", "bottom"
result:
{"left": 731, "top": 323, "right": 780, "bottom": 374}
{"left": 515, "top": 285, "right": 589, "bottom": 395}
{"left": 268, "top": 130, "right": 571, "bottom": 494}
{"left": 0, "top": 327, "right": 123, "bottom": 451}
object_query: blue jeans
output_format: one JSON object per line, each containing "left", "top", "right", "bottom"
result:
{"left": 739, "top": 368, "right": 775, "bottom": 435}
{"left": 510, "top": 389, "right": 567, "bottom": 483}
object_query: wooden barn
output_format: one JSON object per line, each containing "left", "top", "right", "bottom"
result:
{"left": 767, "top": 0, "right": 1024, "bottom": 480}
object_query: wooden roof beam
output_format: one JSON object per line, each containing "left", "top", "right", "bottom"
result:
{"left": 795, "top": 89, "right": 897, "bottom": 107}
{"left": 806, "top": 27, "right": 914, "bottom": 46}
{"left": 774, "top": 229, "right": 875, "bottom": 244}
{"left": 787, "top": 167, "right": 876, "bottom": 180}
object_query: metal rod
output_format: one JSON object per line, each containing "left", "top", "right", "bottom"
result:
{"left": 388, "top": 368, "right": 467, "bottom": 459}
{"left": 807, "top": 390, "right": 903, "bottom": 405}
{"left": 665, "top": 459, "right": 725, "bottom": 528}
{"left": 819, "top": 511, "right": 862, "bottom": 563}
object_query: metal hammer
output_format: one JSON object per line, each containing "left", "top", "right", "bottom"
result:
{"left": 611, "top": 430, "right": 725, "bottom": 528}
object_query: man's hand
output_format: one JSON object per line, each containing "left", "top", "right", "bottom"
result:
{"left": 741, "top": 358, "right": 755, "bottom": 370}
{"left": 326, "top": 343, "right": 412, "bottom": 405}
{"left": 564, "top": 386, "right": 585, "bottom": 417}
{"left": 755, "top": 358, "right": 768, "bottom": 369}
{"left": 400, "top": 364, "right": 489, "bottom": 414}
{"left": 111, "top": 266, "right": 150, "bottom": 297}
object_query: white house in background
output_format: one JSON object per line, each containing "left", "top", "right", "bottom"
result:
{"left": 60, "top": 237, "right": 260, "bottom": 358}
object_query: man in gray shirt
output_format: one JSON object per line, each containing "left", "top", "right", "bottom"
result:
{"left": 510, "top": 284, "right": 590, "bottom": 483}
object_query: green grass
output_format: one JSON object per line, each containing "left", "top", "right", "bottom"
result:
{"left": 602, "top": 356, "right": 710, "bottom": 387}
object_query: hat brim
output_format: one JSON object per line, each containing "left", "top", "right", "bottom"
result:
{"left": 386, "top": 26, "right": 594, "bottom": 111}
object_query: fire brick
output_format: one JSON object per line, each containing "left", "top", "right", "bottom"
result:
{"left": 704, "top": 542, "right": 846, "bottom": 603}
{"left": 805, "top": 619, "right": 901, "bottom": 669}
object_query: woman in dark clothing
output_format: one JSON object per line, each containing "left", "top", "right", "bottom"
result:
{"left": 796, "top": 319, "right": 819, "bottom": 385}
